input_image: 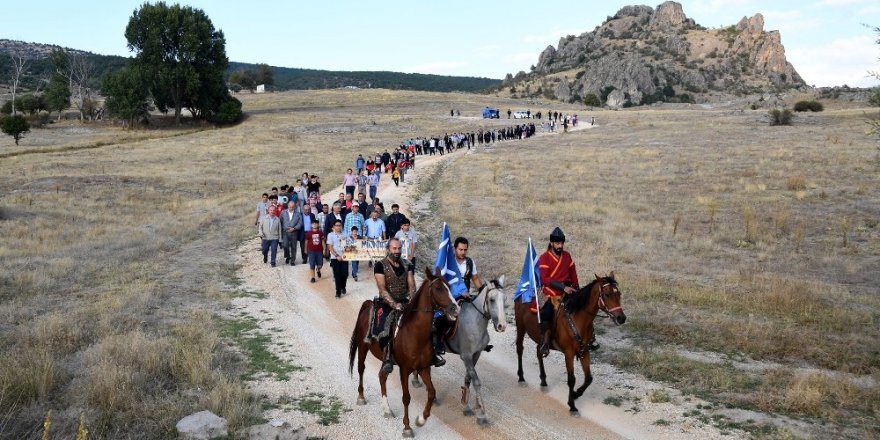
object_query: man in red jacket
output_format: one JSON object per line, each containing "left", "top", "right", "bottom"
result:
{"left": 536, "top": 227, "right": 598, "bottom": 357}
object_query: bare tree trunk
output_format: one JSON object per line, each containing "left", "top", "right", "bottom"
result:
{"left": 10, "top": 55, "right": 28, "bottom": 117}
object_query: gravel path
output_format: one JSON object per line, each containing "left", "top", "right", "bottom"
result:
{"left": 234, "top": 125, "right": 744, "bottom": 439}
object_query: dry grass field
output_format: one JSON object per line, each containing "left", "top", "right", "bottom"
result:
{"left": 0, "top": 89, "right": 877, "bottom": 439}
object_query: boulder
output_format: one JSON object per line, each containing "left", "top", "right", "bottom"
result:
{"left": 555, "top": 80, "right": 572, "bottom": 102}
{"left": 606, "top": 90, "right": 627, "bottom": 108}
{"left": 176, "top": 410, "right": 227, "bottom": 440}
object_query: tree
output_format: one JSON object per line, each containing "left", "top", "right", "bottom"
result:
{"left": 229, "top": 69, "right": 257, "bottom": 92}
{"left": 45, "top": 50, "right": 72, "bottom": 120}
{"left": 1, "top": 115, "right": 30, "bottom": 145}
{"left": 14, "top": 94, "right": 39, "bottom": 115}
{"left": 255, "top": 63, "right": 273, "bottom": 87}
{"left": 867, "top": 25, "right": 880, "bottom": 138}
{"left": 9, "top": 55, "right": 28, "bottom": 116}
{"left": 584, "top": 93, "right": 601, "bottom": 107}
{"left": 125, "top": 2, "right": 229, "bottom": 124}
{"left": 103, "top": 67, "right": 151, "bottom": 129}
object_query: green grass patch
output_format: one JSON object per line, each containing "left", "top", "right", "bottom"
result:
{"left": 295, "top": 392, "right": 350, "bottom": 425}
{"left": 603, "top": 395, "right": 623, "bottom": 407}
{"left": 218, "top": 315, "right": 307, "bottom": 381}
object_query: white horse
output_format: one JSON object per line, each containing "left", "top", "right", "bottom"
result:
{"left": 412, "top": 276, "right": 508, "bottom": 425}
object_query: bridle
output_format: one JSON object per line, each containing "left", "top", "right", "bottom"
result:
{"left": 596, "top": 281, "right": 623, "bottom": 319}
{"left": 464, "top": 283, "right": 497, "bottom": 321}
{"left": 408, "top": 277, "right": 456, "bottom": 314}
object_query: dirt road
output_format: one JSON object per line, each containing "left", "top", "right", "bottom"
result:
{"left": 235, "top": 128, "right": 740, "bottom": 439}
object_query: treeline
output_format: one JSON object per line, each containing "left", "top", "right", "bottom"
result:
{"left": 228, "top": 62, "right": 501, "bottom": 93}
{"left": 0, "top": 49, "right": 500, "bottom": 95}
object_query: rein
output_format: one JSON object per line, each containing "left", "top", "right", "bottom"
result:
{"left": 405, "top": 278, "right": 449, "bottom": 314}
{"left": 463, "top": 285, "right": 493, "bottom": 321}
{"left": 562, "top": 281, "right": 621, "bottom": 358}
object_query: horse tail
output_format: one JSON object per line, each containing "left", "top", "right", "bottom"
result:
{"left": 349, "top": 301, "right": 372, "bottom": 376}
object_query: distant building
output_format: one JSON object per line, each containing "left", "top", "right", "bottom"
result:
{"left": 256, "top": 84, "right": 266, "bottom": 93}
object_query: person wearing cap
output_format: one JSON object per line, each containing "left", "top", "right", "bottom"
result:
{"left": 536, "top": 227, "right": 597, "bottom": 357}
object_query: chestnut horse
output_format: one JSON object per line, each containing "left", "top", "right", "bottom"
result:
{"left": 514, "top": 272, "right": 626, "bottom": 413}
{"left": 348, "top": 267, "right": 460, "bottom": 438}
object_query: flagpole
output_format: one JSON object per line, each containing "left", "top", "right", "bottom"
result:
{"left": 530, "top": 237, "right": 542, "bottom": 324}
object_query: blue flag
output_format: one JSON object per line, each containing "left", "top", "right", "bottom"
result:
{"left": 433, "top": 223, "right": 468, "bottom": 298}
{"left": 514, "top": 238, "right": 541, "bottom": 303}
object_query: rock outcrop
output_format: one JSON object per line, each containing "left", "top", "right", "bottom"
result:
{"left": 522, "top": 1, "right": 805, "bottom": 107}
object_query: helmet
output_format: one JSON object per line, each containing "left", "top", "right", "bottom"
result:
{"left": 550, "top": 227, "right": 566, "bottom": 243}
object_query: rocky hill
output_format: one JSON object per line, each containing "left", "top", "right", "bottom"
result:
{"left": 504, "top": 1, "right": 806, "bottom": 107}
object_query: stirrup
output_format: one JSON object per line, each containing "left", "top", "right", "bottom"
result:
{"left": 381, "top": 360, "right": 394, "bottom": 374}
{"left": 589, "top": 341, "right": 600, "bottom": 351}
{"left": 432, "top": 353, "right": 446, "bottom": 367}
{"left": 538, "top": 340, "right": 550, "bottom": 358}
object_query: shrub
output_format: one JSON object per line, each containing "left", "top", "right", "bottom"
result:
{"left": 210, "top": 95, "right": 242, "bottom": 125}
{"left": 584, "top": 93, "right": 601, "bottom": 107}
{"left": 769, "top": 109, "right": 793, "bottom": 126}
{"left": 1, "top": 114, "right": 30, "bottom": 145}
{"left": 794, "top": 100, "right": 824, "bottom": 112}
{"left": 0, "top": 101, "right": 11, "bottom": 115}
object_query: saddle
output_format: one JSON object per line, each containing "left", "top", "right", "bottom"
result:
{"left": 365, "top": 297, "right": 402, "bottom": 348}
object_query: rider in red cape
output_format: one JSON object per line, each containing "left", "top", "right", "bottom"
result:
{"left": 537, "top": 227, "right": 599, "bottom": 357}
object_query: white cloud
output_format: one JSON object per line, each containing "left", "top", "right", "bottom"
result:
{"left": 408, "top": 61, "right": 467, "bottom": 75}
{"left": 787, "top": 35, "right": 880, "bottom": 87}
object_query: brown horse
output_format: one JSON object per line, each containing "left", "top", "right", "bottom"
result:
{"left": 349, "top": 267, "right": 460, "bottom": 438}
{"left": 514, "top": 272, "right": 626, "bottom": 414}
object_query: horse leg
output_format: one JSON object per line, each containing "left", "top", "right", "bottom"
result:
{"left": 516, "top": 326, "right": 526, "bottom": 384}
{"left": 461, "top": 354, "right": 474, "bottom": 416}
{"left": 356, "top": 341, "right": 368, "bottom": 405}
{"left": 415, "top": 367, "right": 436, "bottom": 428}
{"left": 380, "top": 367, "right": 394, "bottom": 418}
{"left": 537, "top": 347, "right": 548, "bottom": 387}
{"left": 564, "top": 351, "right": 579, "bottom": 414}
{"left": 400, "top": 367, "right": 414, "bottom": 437}
{"left": 411, "top": 370, "right": 423, "bottom": 388}
{"left": 573, "top": 353, "right": 593, "bottom": 400}
{"left": 470, "top": 352, "right": 489, "bottom": 426}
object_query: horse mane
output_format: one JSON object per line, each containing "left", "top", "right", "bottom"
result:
{"left": 398, "top": 276, "right": 428, "bottom": 327}
{"left": 563, "top": 277, "right": 615, "bottom": 314}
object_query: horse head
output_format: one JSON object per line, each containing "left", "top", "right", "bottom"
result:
{"left": 486, "top": 275, "right": 508, "bottom": 333}
{"left": 595, "top": 271, "right": 626, "bottom": 325}
{"left": 426, "top": 266, "right": 460, "bottom": 321}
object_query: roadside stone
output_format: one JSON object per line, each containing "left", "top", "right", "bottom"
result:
{"left": 176, "top": 410, "right": 228, "bottom": 440}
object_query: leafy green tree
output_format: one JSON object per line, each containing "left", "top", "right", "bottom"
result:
{"left": 125, "top": 2, "right": 229, "bottom": 124}
{"left": 1, "top": 115, "right": 30, "bottom": 145}
{"left": 45, "top": 50, "right": 72, "bottom": 120}
{"left": 255, "top": 63, "right": 273, "bottom": 87}
{"left": 15, "top": 94, "right": 39, "bottom": 115}
{"left": 229, "top": 69, "right": 257, "bottom": 92}
{"left": 0, "top": 101, "right": 11, "bottom": 115}
{"left": 584, "top": 93, "right": 601, "bottom": 107}
{"left": 103, "top": 67, "right": 151, "bottom": 128}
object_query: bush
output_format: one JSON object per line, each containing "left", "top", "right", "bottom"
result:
{"left": 1, "top": 114, "right": 31, "bottom": 145}
{"left": 794, "top": 100, "right": 824, "bottom": 112}
{"left": 584, "top": 93, "right": 601, "bottom": 107}
{"left": 769, "top": 109, "right": 793, "bottom": 126}
{"left": 210, "top": 95, "right": 242, "bottom": 125}
{"left": 0, "top": 101, "right": 11, "bottom": 115}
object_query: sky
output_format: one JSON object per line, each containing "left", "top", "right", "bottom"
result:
{"left": 1, "top": 0, "right": 879, "bottom": 87}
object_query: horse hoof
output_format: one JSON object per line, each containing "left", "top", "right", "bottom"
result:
{"left": 411, "top": 379, "right": 423, "bottom": 388}
{"left": 402, "top": 428, "right": 414, "bottom": 438}
{"left": 384, "top": 411, "right": 395, "bottom": 419}
{"left": 415, "top": 414, "right": 426, "bottom": 427}
{"left": 540, "top": 382, "right": 548, "bottom": 388}
{"left": 356, "top": 397, "right": 366, "bottom": 406}
{"left": 517, "top": 377, "right": 525, "bottom": 383}
{"left": 463, "top": 407, "right": 474, "bottom": 417}
{"left": 477, "top": 416, "right": 490, "bottom": 426}
{"left": 570, "top": 410, "right": 580, "bottom": 417}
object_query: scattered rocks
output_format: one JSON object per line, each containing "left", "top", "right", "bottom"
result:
{"left": 176, "top": 410, "right": 227, "bottom": 440}
{"left": 243, "top": 419, "right": 306, "bottom": 440}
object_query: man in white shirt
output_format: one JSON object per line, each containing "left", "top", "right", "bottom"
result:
{"left": 393, "top": 219, "right": 417, "bottom": 267}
